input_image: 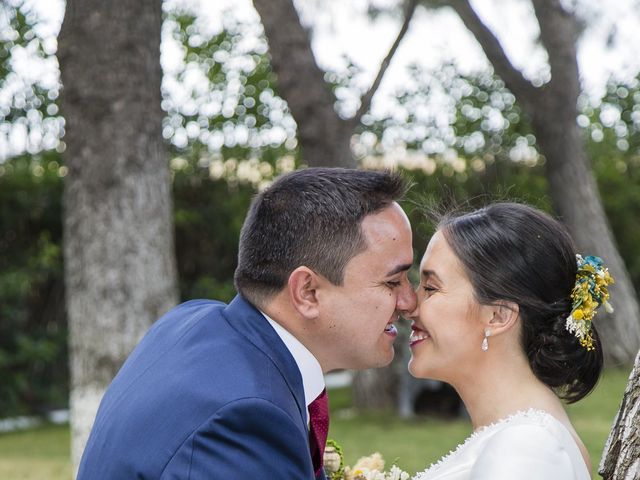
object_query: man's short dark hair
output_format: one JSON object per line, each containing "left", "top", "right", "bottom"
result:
{"left": 234, "top": 168, "right": 408, "bottom": 308}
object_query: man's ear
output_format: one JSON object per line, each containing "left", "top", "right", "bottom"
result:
{"left": 287, "top": 266, "right": 321, "bottom": 319}
{"left": 487, "top": 300, "right": 519, "bottom": 335}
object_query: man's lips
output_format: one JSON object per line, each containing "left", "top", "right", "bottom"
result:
{"left": 409, "top": 325, "right": 430, "bottom": 346}
{"left": 384, "top": 313, "right": 400, "bottom": 337}
{"left": 384, "top": 324, "right": 398, "bottom": 336}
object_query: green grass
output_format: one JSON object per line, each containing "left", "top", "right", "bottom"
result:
{"left": 0, "top": 423, "right": 71, "bottom": 480}
{"left": 0, "top": 368, "right": 630, "bottom": 480}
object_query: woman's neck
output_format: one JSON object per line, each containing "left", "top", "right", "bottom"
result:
{"left": 452, "top": 352, "right": 560, "bottom": 431}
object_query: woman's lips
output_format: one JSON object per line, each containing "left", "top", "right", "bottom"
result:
{"left": 409, "top": 325, "right": 430, "bottom": 347}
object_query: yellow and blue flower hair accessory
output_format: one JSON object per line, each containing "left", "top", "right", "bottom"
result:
{"left": 565, "top": 254, "right": 614, "bottom": 351}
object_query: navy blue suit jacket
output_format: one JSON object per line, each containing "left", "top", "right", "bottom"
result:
{"left": 77, "top": 296, "right": 325, "bottom": 479}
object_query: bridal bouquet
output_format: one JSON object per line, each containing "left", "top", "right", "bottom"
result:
{"left": 324, "top": 440, "right": 410, "bottom": 480}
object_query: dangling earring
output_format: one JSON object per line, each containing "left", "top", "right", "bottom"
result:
{"left": 481, "top": 328, "right": 492, "bottom": 351}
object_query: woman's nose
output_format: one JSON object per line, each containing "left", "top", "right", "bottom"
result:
{"left": 398, "top": 284, "right": 417, "bottom": 315}
{"left": 403, "top": 286, "right": 422, "bottom": 318}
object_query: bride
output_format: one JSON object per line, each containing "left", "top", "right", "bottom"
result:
{"left": 408, "top": 203, "right": 612, "bottom": 479}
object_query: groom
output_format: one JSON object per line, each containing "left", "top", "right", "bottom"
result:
{"left": 77, "top": 168, "right": 417, "bottom": 479}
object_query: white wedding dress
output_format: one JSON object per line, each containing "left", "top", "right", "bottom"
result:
{"left": 413, "top": 409, "right": 591, "bottom": 480}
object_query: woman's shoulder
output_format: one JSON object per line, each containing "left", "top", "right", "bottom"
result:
{"left": 411, "top": 411, "right": 549, "bottom": 480}
{"left": 481, "top": 409, "right": 568, "bottom": 448}
{"left": 412, "top": 410, "right": 591, "bottom": 480}
{"left": 470, "top": 409, "right": 591, "bottom": 479}
{"left": 490, "top": 408, "right": 566, "bottom": 436}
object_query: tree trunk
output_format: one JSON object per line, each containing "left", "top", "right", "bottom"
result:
{"left": 600, "top": 353, "right": 640, "bottom": 479}
{"left": 251, "top": 0, "right": 355, "bottom": 168}
{"left": 448, "top": 0, "right": 640, "bottom": 364}
{"left": 58, "top": 0, "right": 178, "bottom": 469}
{"left": 352, "top": 368, "right": 398, "bottom": 409}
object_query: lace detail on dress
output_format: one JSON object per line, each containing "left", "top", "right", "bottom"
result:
{"left": 412, "top": 409, "right": 553, "bottom": 480}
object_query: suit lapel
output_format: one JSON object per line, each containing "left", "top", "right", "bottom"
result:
{"left": 221, "top": 295, "right": 307, "bottom": 427}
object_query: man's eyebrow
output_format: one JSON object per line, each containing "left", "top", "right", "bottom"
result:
{"left": 422, "top": 269, "right": 442, "bottom": 283}
{"left": 385, "top": 263, "right": 413, "bottom": 276}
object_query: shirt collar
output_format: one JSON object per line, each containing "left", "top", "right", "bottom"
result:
{"left": 261, "top": 311, "right": 325, "bottom": 417}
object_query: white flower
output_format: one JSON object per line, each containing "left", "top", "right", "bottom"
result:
{"left": 604, "top": 300, "right": 614, "bottom": 314}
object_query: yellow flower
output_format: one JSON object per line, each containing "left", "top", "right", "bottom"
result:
{"left": 580, "top": 334, "right": 595, "bottom": 351}
{"left": 567, "top": 254, "right": 614, "bottom": 350}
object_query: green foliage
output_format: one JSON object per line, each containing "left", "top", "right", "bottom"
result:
{"left": 0, "top": 1, "right": 65, "bottom": 416}
{"left": 582, "top": 75, "right": 640, "bottom": 287}
{"left": 0, "top": 153, "right": 67, "bottom": 417}
{"left": 172, "top": 165, "right": 255, "bottom": 303}
{"left": 364, "top": 63, "right": 534, "bottom": 161}
{"left": 366, "top": 64, "right": 550, "bottom": 248}
{"left": 0, "top": 2, "right": 294, "bottom": 418}
{"left": 162, "top": 8, "right": 297, "bottom": 164}
{"left": 0, "top": 152, "right": 261, "bottom": 417}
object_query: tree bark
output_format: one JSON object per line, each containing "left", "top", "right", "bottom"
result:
{"left": 352, "top": 368, "right": 398, "bottom": 409}
{"left": 58, "top": 0, "right": 178, "bottom": 469}
{"left": 251, "top": 0, "right": 355, "bottom": 168}
{"left": 251, "top": 0, "right": 417, "bottom": 169}
{"left": 448, "top": 0, "right": 640, "bottom": 365}
{"left": 600, "top": 353, "right": 640, "bottom": 479}
{"left": 351, "top": 0, "right": 419, "bottom": 127}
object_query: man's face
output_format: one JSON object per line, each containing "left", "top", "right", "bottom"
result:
{"left": 315, "top": 202, "right": 416, "bottom": 371}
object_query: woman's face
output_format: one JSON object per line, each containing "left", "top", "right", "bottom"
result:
{"left": 408, "top": 230, "right": 493, "bottom": 384}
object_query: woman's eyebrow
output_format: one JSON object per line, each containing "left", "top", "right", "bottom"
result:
{"left": 422, "top": 269, "right": 443, "bottom": 283}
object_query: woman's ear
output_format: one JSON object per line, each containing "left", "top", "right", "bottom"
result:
{"left": 287, "top": 266, "right": 321, "bottom": 319}
{"left": 487, "top": 300, "right": 519, "bottom": 335}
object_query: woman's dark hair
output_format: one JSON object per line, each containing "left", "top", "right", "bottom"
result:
{"left": 439, "top": 202, "right": 603, "bottom": 403}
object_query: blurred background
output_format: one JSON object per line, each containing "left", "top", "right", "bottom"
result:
{"left": 1, "top": 0, "right": 639, "bottom": 478}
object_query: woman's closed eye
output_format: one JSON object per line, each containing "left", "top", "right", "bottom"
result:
{"left": 423, "top": 284, "right": 438, "bottom": 297}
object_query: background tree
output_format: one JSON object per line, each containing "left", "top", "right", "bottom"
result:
{"left": 57, "top": 0, "right": 178, "bottom": 467}
{"left": 251, "top": 0, "right": 419, "bottom": 168}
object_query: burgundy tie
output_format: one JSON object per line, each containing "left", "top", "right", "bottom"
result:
{"left": 308, "top": 388, "right": 329, "bottom": 477}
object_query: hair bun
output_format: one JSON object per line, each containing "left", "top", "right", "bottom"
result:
{"left": 528, "top": 312, "right": 603, "bottom": 403}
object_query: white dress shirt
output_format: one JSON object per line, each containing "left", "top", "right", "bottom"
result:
{"left": 262, "top": 311, "right": 325, "bottom": 425}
